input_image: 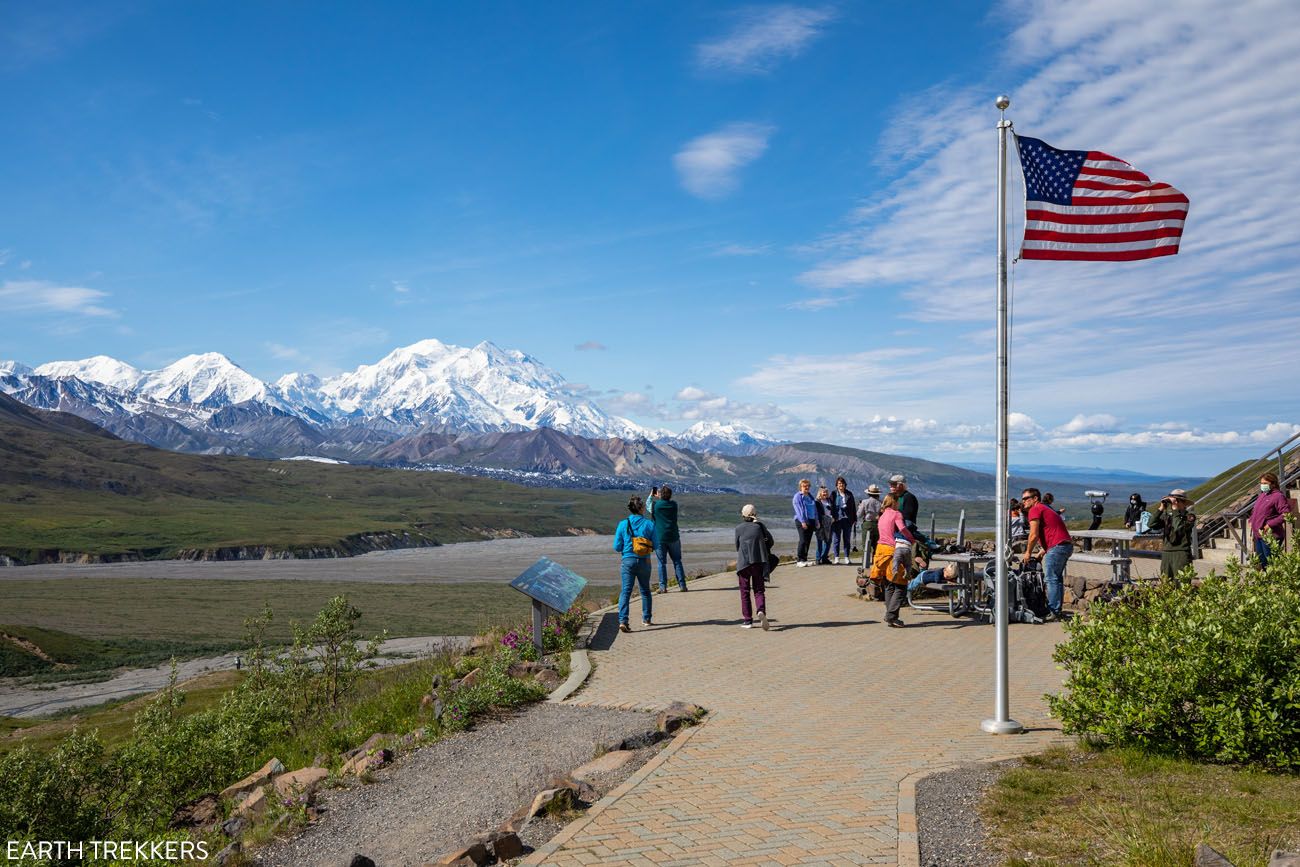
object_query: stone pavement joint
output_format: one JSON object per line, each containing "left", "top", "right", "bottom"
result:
{"left": 528, "top": 564, "right": 1068, "bottom": 865}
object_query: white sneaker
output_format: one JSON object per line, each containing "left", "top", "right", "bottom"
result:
{"left": 759, "top": 611, "right": 769, "bottom": 631}
{"left": 740, "top": 622, "right": 754, "bottom": 628}
{"left": 796, "top": 561, "right": 808, "bottom": 568}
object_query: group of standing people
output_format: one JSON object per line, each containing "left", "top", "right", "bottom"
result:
{"left": 791, "top": 477, "right": 860, "bottom": 566}
{"left": 611, "top": 485, "right": 689, "bottom": 634}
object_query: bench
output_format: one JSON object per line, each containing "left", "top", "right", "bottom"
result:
{"left": 1068, "top": 552, "right": 1132, "bottom": 585}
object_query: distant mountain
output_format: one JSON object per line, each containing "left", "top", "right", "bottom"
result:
{"left": 661, "top": 421, "right": 781, "bottom": 456}
{"left": 955, "top": 461, "right": 1207, "bottom": 493}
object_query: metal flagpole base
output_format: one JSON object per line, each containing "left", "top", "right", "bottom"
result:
{"left": 981, "top": 718, "right": 1025, "bottom": 735}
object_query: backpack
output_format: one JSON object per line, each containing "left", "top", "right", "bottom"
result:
{"left": 1019, "top": 572, "right": 1050, "bottom": 620}
{"left": 625, "top": 518, "right": 654, "bottom": 557}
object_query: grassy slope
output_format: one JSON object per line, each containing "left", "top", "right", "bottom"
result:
{"left": 0, "top": 395, "right": 785, "bottom": 558}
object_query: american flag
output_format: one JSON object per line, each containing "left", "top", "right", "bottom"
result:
{"left": 1016, "top": 135, "right": 1188, "bottom": 261}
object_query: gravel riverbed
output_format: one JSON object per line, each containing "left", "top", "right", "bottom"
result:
{"left": 258, "top": 703, "right": 659, "bottom": 867}
{"left": 916, "top": 759, "right": 1018, "bottom": 867}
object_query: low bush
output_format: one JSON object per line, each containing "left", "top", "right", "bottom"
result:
{"left": 1049, "top": 545, "right": 1300, "bottom": 768}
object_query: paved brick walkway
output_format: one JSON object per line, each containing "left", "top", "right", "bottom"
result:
{"left": 530, "top": 563, "right": 1069, "bottom": 866}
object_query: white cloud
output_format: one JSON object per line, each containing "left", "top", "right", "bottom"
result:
{"left": 713, "top": 242, "right": 772, "bottom": 257}
{"left": 787, "top": 293, "right": 856, "bottom": 311}
{"left": 695, "top": 5, "right": 835, "bottom": 75}
{"left": 0, "top": 280, "right": 116, "bottom": 318}
{"left": 674, "top": 123, "right": 774, "bottom": 200}
{"left": 675, "top": 386, "right": 712, "bottom": 401}
{"left": 266, "top": 342, "right": 304, "bottom": 361}
{"left": 1056, "top": 413, "right": 1122, "bottom": 434}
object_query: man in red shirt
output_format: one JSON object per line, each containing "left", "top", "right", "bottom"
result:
{"left": 1020, "top": 487, "right": 1072, "bottom": 621}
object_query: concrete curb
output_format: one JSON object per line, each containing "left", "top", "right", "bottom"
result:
{"left": 896, "top": 751, "right": 1033, "bottom": 867}
{"left": 521, "top": 714, "right": 710, "bottom": 864}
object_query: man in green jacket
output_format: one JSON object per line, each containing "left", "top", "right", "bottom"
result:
{"left": 652, "top": 486, "right": 688, "bottom": 593}
{"left": 1149, "top": 488, "right": 1196, "bottom": 579}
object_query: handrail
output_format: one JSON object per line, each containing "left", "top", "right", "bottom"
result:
{"left": 1193, "top": 428, "right": 1300, "bottom": 557}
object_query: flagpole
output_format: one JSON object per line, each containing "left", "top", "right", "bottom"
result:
{"left": 983, "top": 94, "right": 1024, "bottom": 736}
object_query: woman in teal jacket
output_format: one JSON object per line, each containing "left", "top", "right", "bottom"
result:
{"left": 613, "top": 495, "right": 656, "bottom": 633}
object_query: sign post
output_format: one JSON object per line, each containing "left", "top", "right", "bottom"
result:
{"left": 510, "top": 557, "right": 590, "bottom": 656}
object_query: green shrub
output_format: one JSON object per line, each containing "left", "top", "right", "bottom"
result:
{"left": 1049, "top": 546, "right": 1300, "bottom": 768}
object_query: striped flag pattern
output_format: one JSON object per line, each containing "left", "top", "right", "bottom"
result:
{"left": 1016, "top": 135, "right": 1188, "bottom": 261}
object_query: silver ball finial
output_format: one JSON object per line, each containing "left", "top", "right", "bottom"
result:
{"left": 995, "top": 94, "right": 1011, "bottom": 111}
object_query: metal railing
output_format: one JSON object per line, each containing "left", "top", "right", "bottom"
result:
{"left": 1192, "top": 429, "right": 1300, "bottom": 559}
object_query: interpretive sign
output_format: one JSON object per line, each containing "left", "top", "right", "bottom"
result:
{"left": 510, "top": 557, "right": 589, "bottom": 654}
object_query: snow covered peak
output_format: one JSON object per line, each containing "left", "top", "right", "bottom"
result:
{"left": 34, "top": 355, "right": 142, "bottom": 391}
{"left": 138, "top": 353, "right": 279, "bottom": 409}
{"left": 0, "top": 360, "right": 32, "bottom": 377}
{"left": 664, "top": 420, "right": 780, "bottom": 456}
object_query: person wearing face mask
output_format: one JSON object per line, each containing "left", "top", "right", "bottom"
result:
{"left": 1249, "top": 472, "right": 1295, "bottom": 569}
{"left": 1148, "top": 489, "right": 1197, "bottom": 579}
{"left": 1123, "top": 493, "right": 1146, "bottom": 529}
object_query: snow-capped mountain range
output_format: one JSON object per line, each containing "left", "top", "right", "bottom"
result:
{"left": 0, "top": 339, "right": 781, "bottom": 460}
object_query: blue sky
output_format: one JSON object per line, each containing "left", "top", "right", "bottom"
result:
{"left": 2, "top": 0, "right": 1298, "bottom": 476}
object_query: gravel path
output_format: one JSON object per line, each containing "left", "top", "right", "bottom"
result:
{"left": 258, "top": 703, "right": 657, "bottom": 867}
{"left": 0, "top": 636, "right": 468, "bottom": 718}
{"left": 916, "top": 759, "right": 1019, "bottom": 867}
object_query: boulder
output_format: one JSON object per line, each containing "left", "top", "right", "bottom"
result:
{"left": 528, "top": 786, "right": 577, "bottom": 818}
{"left": 344, "top": 733, "right": 393, "bottom": 760}
{"left": 213, "top": 842, "right": 241, "bottom": 866}
{"left": 656, "top": 701, "right": 705, "bottom": 735}
{"left": 221, "top": 815, "right": 247, "bottom": 838}
{"left": 459, "top": 667, "right": 483, "bottom": 688}
{"left": 570, "top": 749, "right": 636, "bottom": 782}
{"left": 548, "top": 773, "right": 597, "bottom": 803}
{"left": 430, "top": 841, "right": 489, "bottom": 865}
{"left": 273, "top": 766, "right": 329, "bottom": 799}
{"left": 508, "top": 660, "right": 545, "bottom": 678}
{"left": 500, "top": 803, "right": 532, "bottom": 834}
{"left": 1270, "top": 851, "right": 1300, "bottom": 867}
{"left": 342, "top": 748, "right": 393, "bottom": 777}
{"left": 232, "top": 786, "right": 268, "bottom": 820}
{"left": 1194, "top": 844, "right": 1235, "bottom": 867}
{"left": 431, "top": 673, "right": 445, "bottom": 691}
{"left": 491, "top": 832, "right": 525, "bottom": 860}
{"left": 536, "top": 669, "right": 563, "bottom": 691}
{"left": 220, "top": 757, "right": 284, "bottom": 802}
{"left": 168, "top": 793, "right": 220, "bottom": 829}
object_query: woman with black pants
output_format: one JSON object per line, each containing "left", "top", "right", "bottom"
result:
{"left": 792, "top": 478, "right": 818, "bottom": 567}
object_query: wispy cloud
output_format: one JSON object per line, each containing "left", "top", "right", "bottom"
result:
{"left": 712, "top": 242, "right": 772, "bottom": 257}
{"left": 787, "top": 293, "right": 856, "bottom": 311}
{"left": 266, "top": 342, "right": 304, "bottom": 361}
{"left": 0, "top": 280, "right": 117, "bottom": 318}
{"left": 695, "top": 5, "right": 836, "bottom": 75}
{"left": 674, "top": 123, "right": 774, "bottom": 200}
{"left": 574, "top": 340, "right": 607, "bottom": 352}
{"left": 787, "top": 0, "right": 1300, "bottom": 452}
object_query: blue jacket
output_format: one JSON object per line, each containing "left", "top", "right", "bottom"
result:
{"left": 792, "top": 491, "right": 818, "bottom": 524}
{"left": 613, "top": 514, "right": 656, "bottom": 559}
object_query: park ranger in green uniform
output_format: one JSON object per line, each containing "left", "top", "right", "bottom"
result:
{"left": 1149, "top": 488, "right": 1196, "bottom": 579}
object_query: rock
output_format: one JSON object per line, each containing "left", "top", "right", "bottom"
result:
{"left": 213, "top": 842, "right": 241, "bottom": 866}
{"left": 434, "top": 698, "right": 445, "bottom": 719}
{"left": 344, "top": 733, "right": 393, "bottom": 760}
{"left": 570, "top": 749, "right": 636, "bottom": 781}
{"left": 232, "top": 786, "right": 268, "bottom": 820}
{"left": 221, "top": 815, "right": 247, "bottom": 838}
{"left": 431, "top": 841, "right": 489, "bottom": 865}
{"left": 342, "top": 856, "right": 376, "bottom": 867}
{"left": 420, "top": 693, "right": 435, "bottom": 710}
{"left": 1271, "top": 851, "right": 1300, "bottom": 867}
{"left": 431, "top": 673, "right": 445, "bottom": 690}
{"left": 536, "top": 669, "right": 563, "bottom": 691}
{"left": 491, "top": 832, "right": 525, "bottom": 860}
{"left": 618, "top": 731, "right": 664, "bottom": 750}
{"left": 342, "top": 748, "right": 393, "bottom": 777}
{"left": 1195, "top": 843, "right": 1235, "bottom": 867}
{"left": 508, "top": 661, "right": 545, "bottom": 678}
{"left": 273, "top": 766, "right": 329, "bottom": 799}
{"left": 459, "top": 667, "right": 483, "bottom": 688}
{"left": 468, "top": 635, "right": 493, "bottom": 654}
{"left": 656, "top": 701, "right": 705, "bottom": 735}
{"left": 220, "top": 757, "right": 284, "bottom": 802}
{"left": 548, "top": 773, "right": 597, "bottom": 803}
{"left": 500, "top": 803, "right": 533, "bottom": 834}
{"left": 168, "top": 793, "right": 220, "bottom": 829}
{"left": 528, "top": 786, "right": 578, "bottom": 818}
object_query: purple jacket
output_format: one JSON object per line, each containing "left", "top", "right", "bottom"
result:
{"left": 1249, "top": 489, "right": 1295, "bottom": 540}
{"left": 792, "top": 491, "right": 818, "bottom": 524}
